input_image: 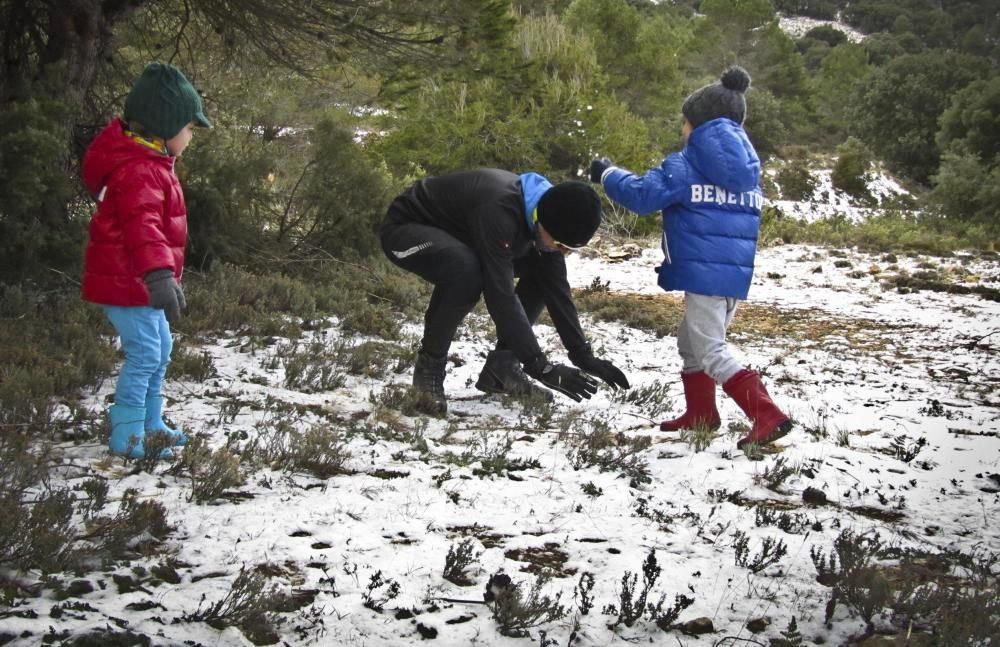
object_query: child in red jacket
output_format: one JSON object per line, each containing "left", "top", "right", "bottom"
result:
{"left": 81, "top": 62, "right": 211, "bottom": 459}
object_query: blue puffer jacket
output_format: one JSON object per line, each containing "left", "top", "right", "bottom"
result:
{"left": 602, "top": 118, "right": 763, "bottom": 299}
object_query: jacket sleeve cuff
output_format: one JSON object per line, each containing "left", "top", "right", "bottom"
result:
{"left": 567, "top": 344, "right": 593, "bottom": 365}
{"left": 522, "top": 354, "right": 550, "bottom": 380}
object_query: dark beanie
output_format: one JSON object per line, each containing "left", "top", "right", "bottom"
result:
{"left": 681, "top": 66, "right": 751, "bottom": 129}
{"left": 125, "top": 62, "right": 211, "bottom": 140}
{"left": 536, "top": 181, "right": 602, "bottom": 248}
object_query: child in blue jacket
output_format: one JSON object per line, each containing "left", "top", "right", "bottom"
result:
{"left": 590, "top": 66, "right": 792, "bottom": 449}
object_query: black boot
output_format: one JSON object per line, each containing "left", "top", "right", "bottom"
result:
{"left": 475, "top": 350, "right": 553, "bottom": 402}
{"left": 413, "top": 351, "right": 448, "bottom": 416}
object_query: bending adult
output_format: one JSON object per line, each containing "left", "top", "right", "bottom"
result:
{"left": 380, "top": 168, "right": 630, "bottom": 415}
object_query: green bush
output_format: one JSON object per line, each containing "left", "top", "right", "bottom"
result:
{"left": 181, "top": 264, "right": 315, "bottom": 335}
{"left": 0, "top": 79, "right": 80, "bottom": 284}
{"left": 168, "top": 344, "right": 217, "bottom": 382}
{"left": 775, "top": 162, "right": 818, "bottom": 201}
{"left": 183, "top": 110, "right": 393, "bottom": 271}
{"left": 831, "top": 137, "right": 875, "bottom": 204}
{"left": 0, "top": 285, "right": 117, "bottom": 435}
{"left": 926, "top": 150, "right": 1000, "bottom": 242}
{"left": 761, "top": 206, "right": 977, "bottom": 254}
{"left": 178, "top": 435, "right": 244, "bottom": 504}
{"left": 0, "top": 447, "right": 76, "bottom": 574}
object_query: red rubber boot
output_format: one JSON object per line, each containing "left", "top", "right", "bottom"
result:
{"left": 722, "top": 369, "right": 792, "bottom": 448}
{"left": 659, "top": 371, "right": 722, "bottom": 432}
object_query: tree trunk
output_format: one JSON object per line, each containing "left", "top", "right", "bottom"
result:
{"left": 47, "top": 0, "right": 152, "bottom": 115}
{"left": 3, "top": 0, "right": 151, "bottom": 230}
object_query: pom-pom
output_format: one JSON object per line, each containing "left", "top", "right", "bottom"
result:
{"left": 720, "top": 66, "right": 751, "bottom": 93}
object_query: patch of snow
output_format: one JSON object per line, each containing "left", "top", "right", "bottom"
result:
{"left": 778, "top": 13, "right": 866, "bottom": 43}
{"left": 767, "top": 166, "right": 913, "bottom": 223}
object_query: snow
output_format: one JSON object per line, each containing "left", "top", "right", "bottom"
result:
{"left": 767, "top": 167, "right": 913, "bottom": 223}
{"left": 778, "top": 14, "right": 866, "bottom": 43}
{"left": 6, "top": 238, "right": 999, "bottom": 646}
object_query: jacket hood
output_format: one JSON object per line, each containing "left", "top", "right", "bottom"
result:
{"left": 82, "top": 119, "right": 171, "bottom": 195}
{"left": 519, "top": 172, "right": 553, "bottom": 232}
{"left": 683, "top": 118, "right": 760, "bottom": 193}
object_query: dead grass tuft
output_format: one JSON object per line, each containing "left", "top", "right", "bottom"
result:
{"left": 574, "top": 290, "right": 913, "bottom": 354}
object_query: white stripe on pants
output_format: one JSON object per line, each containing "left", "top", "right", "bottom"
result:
{"left": 676, "top": 292, "right": 743, "bottom": 384}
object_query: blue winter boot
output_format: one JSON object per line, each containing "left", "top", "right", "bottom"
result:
{"left": 109, "top": 404, "right": 173, "bottom": 460}
{"left": 145, "top": 396, "right": 187, "bottom": 446}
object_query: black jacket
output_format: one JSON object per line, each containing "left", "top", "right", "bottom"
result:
{"left": 384, "top": 168, "right": 588, "bottom": 367}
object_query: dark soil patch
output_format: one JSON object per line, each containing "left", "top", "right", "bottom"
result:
{"left": 447, "top": 524, "right": 511, "bottom": 549}
{"left": 369, "top": 469, "right": 409, "bottom": 480}
{"left": 888, "top": 274, "right": 1000, "bottom": 302}
{"left": 848, "top": 505, "right": 905, "bottom": 522}
{"left": 504, "top": 542, "right": 576, "bottom": 578}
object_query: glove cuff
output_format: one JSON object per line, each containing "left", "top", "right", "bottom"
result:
{"left": 568, "top": 344, "right": 593, "bottom": 366}
{"left": 523, "top": 354, "right": 549, "bottom": 380}
{"left": 144, "top": 268, "right": 174, "bottom": 283}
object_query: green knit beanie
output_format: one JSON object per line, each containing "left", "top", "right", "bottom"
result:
{"left": 124, "top": 62, "right": 211, "bottom": 140}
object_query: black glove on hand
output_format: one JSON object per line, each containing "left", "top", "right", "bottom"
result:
{"left": 145, "top": 268, "right": 184, "bottom": 323}
{"left": 570, "top": 349, "right": 630, "bottom": 390}
{"left": 537, "top": 363, "right": 599, "bottom": 402}
{"left": 589, "top": 159, "right": 612, "bottom": 184}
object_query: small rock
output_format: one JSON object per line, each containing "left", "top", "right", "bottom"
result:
{"left": 416, "top": 622, "right": 438, "bottom": 639}
{"left": 803, "top": 486, "right": 828, "bottom": 505}
{"left": 64, "top": 580, "right": 95, "bottom": 598}
{"left": 112, "top": 574, "right": 140, "bottom": 594}
{"left": 746, "top": 617, "right": 769, "bottom": 633}
{"left": 150, "top": 563, "right": 180, "bottom": 584}
{"left": 483, "top": 573, "right": 512, "bottom": 603}
{"left": 679, "top": 617, "right": 714, "bottom": 635}
{"left": 125, "top": 600, "right": 165, "bottom": 612}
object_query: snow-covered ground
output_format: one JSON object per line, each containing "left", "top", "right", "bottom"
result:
{"left": 6, "top": 239, "right": 999, "bottom": 646}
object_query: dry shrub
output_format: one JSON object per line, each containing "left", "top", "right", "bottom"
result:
{"left": 243, "top": 410, "right": 352, "bottom": 479}
{"left": 184, "top": 566, "right": 284, "bottom": 645}
{"left": 566, "top": 417, "right": 651, "bottom": 487}
{"left": 443, "top": 538, "right": 481, "bottom": 587}
{"left": 489, "top": 572, "right": 566, "bottom": 638}
{"left": 84, "top": 489, "right": 173, "bottom": 565}
{"left": 176, "top": 434, "right": 244, "bottom": 503}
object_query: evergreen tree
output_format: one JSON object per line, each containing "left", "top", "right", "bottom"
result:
{"left": 373, "top": 13, "right": 652, "bottom": 180}
{"left": 814, "top": 43, "right": 871, "bottom": 134}
{"left": 0, "top": 0, "right": 513, "bottom": 283}
{"left": 927, "top": 132, "right": 1000, "bottom": 239}
{"left": 831, "top": 137, "right": 874, "bottom": 203}
{"left": 937, "top": 76, "right": 1000, "bottom": 166}
{"left": 848, "top": 50, "right": 986, "bottom": 184}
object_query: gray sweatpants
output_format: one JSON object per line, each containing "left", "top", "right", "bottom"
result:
{"left": 676, "top": 292, "right": 743, "bottom": 384}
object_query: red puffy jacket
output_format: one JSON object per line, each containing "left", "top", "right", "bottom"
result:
{"left": 81, "top": 119, "right": 186, "bottom": 306}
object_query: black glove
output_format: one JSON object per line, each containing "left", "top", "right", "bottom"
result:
{"left": 537, "top": 363, "right": 599, "bottom": 402}
{"left": 589, "top": 158, "right": 612, "bottom": 184}
{"left": 570, "top": 348, "right": 630, "bottom": 390}
{"left": 145, "top": 268, "right": 184, "bottom": 322}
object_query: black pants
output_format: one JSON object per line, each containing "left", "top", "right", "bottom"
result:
{"left": 381, "top": 213, "right": 543, "bottom": 359}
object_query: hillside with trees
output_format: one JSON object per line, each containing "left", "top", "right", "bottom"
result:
{"left": 1, "top": 0, "right": 998, "bottom": 645}
{"left": 1, "top": 0, "right": 997, "bottom": 285}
